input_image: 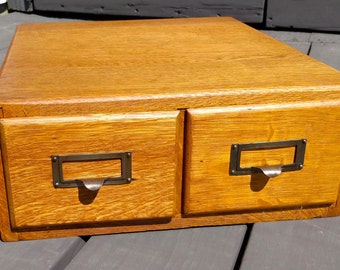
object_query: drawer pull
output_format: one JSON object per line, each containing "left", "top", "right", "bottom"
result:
{"left": 251, "top": 165, "right": 282, "bottom": 178}
{"left": 229, "top": 139, "right": 306, "bottom": 177}
{"left": 77, "top": 178, "right": 107, "bottom": 191}
{"left": 51, "top": 152, "right": 132, "bottom": 191}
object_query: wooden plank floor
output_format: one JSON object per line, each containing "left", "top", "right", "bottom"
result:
{"left": 0, "top": 11, "right": 340, "bottom": 270}
{"left": 65, "top": 227, "right": 247, "bottom": 270}
{"left": 266, "top": 0, "right": 340, "bottom": 32}
{"left": 240, "top": 217, "right": 340, "bottom": 270}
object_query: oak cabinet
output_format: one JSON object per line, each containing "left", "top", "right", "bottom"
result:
{"left": 0, "top": 17, "right": 339, "bottom": 241}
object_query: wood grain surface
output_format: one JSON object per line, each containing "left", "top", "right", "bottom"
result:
{"left": 0, "top": 111, "right": 182, "bottom": 228}
{"left": 0, "top": 17, "right": 339, "bottom": 241}
{"left": 1, "top": 17, "right": 340, "bottom": 117}
{"left": 32, "top": 0, "right": 265, "bottom": 23}
{"left": 184, "top": 102, "right": 340, "bottom": 215}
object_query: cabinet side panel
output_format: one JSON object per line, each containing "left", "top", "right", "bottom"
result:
{"left": 0, "top": 124, "right": 19, "bottom": 241}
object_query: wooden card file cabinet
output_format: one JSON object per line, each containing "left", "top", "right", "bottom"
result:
{"left": 0, "top": 17, "right": 339, "bottom": 241}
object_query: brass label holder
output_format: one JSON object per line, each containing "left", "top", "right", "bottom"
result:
{"left": 51, "top": 152, "right": 132, "bottom": 191}
{"left": 229, "top": 139, "right": 307, "bottom": 178}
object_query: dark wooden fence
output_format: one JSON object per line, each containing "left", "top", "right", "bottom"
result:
{"left": 6, "top": 0, "right": 340, "bottom": 32}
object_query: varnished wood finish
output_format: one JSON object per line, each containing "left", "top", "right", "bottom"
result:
{"left": 184, "top": 102, "right": 340, "bottom": 215}
{"left": 1, "top": 111, "right": 181, "bottom": 228}
{"left": 1, "top": 17, "right": 340, "bottom": 117}
{"left": 0, "top": 206, "right": 331, "bottom": 241}
{"left": 0, "top": 149, "right": 19, "bottom": 241}
{"left": 0, "top": 17, "right": 339, "bottom": 241}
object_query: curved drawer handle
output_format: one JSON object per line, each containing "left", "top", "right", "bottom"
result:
{"left": 51, "top": 152, "right": 132, "bottom": 191}
{"left": 251, "top": 165, "right": 282, "bottom": 178}
{"left": 229, "top": 139, "right": 306, "bottom": 177}
{"left": 79, "top": 178, "right": 107, "bottom": 191}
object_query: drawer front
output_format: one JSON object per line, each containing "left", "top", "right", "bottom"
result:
{"left": 0, "top": 111, "right": 181, "bottom": 229}
{"left": 184, "top": 102, "right": 340, "bottom": 215}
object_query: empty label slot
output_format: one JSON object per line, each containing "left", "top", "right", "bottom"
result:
{"left": 240, "top": 147, "right": 296, "bottom": 168}
{"left": 62, "top": 159, "right": 122, "bottom": 181}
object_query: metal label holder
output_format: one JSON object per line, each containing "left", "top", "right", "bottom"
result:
{"left": 51, "top": 152, "right": 132, "bottom": 190}
{"left": 229, "top": 139, "right": 307, "bottom": 177}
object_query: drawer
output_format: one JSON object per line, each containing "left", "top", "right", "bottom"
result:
{"left": 0, "top": 111, "right": 181, "bottom": 229}
{"left": 184, "top": 102, "right": 340, "bottom": 215}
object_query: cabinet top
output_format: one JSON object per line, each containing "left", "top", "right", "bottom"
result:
{"left": 0, "top": 17, "right": 339, "bottom": 117}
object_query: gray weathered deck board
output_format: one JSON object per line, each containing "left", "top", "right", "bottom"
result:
{"left": 261, "top": 30, "right": 311, "bottom": 42}
{"left": 266, "top": 0, "right": 340, "bottom": 32}
{"left": 310, "top": 33, "right": 340, "bottom": 44}
{"left": 0, "top": 237, "right": 85, "bottom": 270}
{"left": 309, "top": 42, "right": 340, "bottom": 70}
{"left": 240, "top": 217, "right": 340, "bottom": 270}
{"left": 283, "top": 42, "right": 311, "bottom": 54}
{"left": 32, "top": 0, "right": 265, "bottom": 23}
{"left": 261, "top": 31, "right": 312, "bottom": 53}
{"left": 65, "top": 226, "right": 247, "bottom": 270}
{"left": 260, "top": 30, "right": 340, "bottom": 65}
{"left": 260, "top": 31, "right": 311, "bottom": 54}
{"left": 8, "top": 0, "right": 33, "bottom": 12}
